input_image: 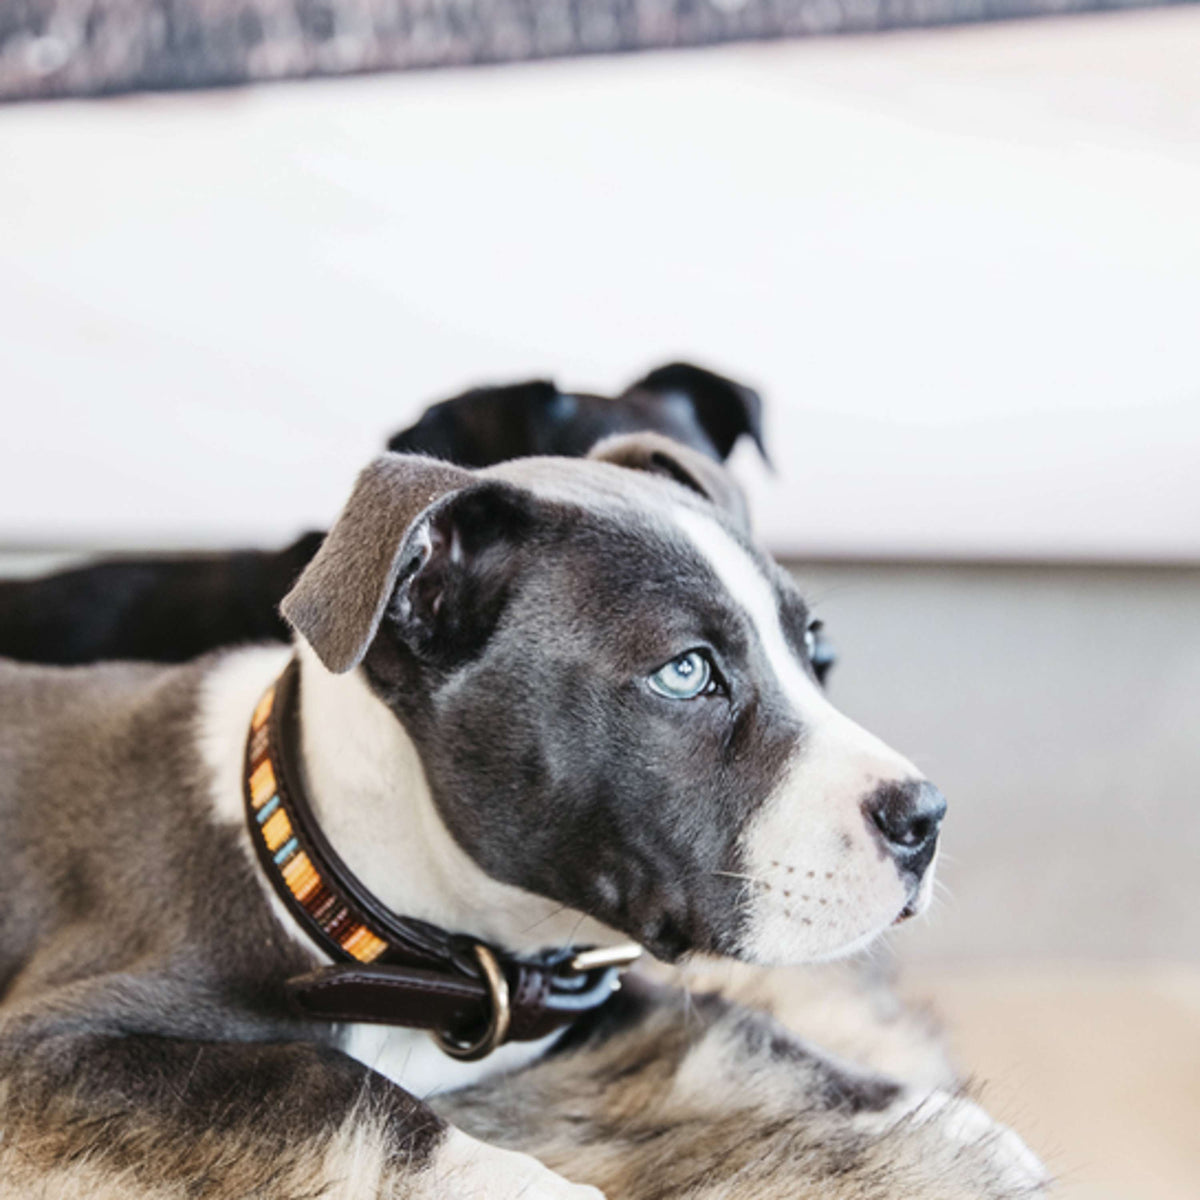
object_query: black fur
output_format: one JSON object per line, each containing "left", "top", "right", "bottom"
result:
{"left": 388, "top": 362, "right": 766, "bottom": 467}
{"left": 630, "top": 362, "right": 767, "bottom": 464}
{"left": 0, "top": 533, "right": 323, "bottom": 665}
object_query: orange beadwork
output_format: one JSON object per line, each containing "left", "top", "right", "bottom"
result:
{"left": 249, "top": 759, "right": 277, "bottom": 809}
{"left": 342, "top": 926, "right": 388, "bottom": 963}
{"left": 260, "top": 808, "right": 292, "bottom": 852}
{"left": 245, "top": 678, "right": 392, "bottom": 969}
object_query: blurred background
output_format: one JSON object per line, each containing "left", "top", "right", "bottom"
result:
{"left": 1, "top": 2, "right": 1198, "bottom": 1197}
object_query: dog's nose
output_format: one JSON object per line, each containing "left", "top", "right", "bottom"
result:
{"left": 865, "top": 781, "right": 946, "bottom": 871}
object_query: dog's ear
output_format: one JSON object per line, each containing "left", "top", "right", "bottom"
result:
{"left": 281, "top": 455, "right": 535, "bottom": 673}
{"left": 622, "top": 362, "right": 768, "bottom": 465}
{"left": 588, "top": 432, "right": 751, "bottom": 531}
{"left": 388, "top": 480, "right": 538, "bottom": 668}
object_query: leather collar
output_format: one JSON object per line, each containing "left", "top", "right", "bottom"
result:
{"left": 244, "top": 657, "right": 639, "bottom": 1060}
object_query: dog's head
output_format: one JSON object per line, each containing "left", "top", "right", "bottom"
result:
{"left": 282, "top": 440, "right": 942, "bottom": 965}
{"left": 385, "top": 362, "right": 767, "bottom": 468}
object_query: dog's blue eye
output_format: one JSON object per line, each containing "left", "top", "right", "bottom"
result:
{"left": 649, "top": 651, "right": 712, "bottom": 700}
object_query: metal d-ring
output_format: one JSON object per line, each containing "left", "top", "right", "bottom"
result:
{"left": 433, "top": 942, "right": 512, "bottom": 1062}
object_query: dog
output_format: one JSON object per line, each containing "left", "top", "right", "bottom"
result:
{"left": 0, "top": 361, "right": 767, "bottom": 667}
{"left": 385, "top": 362, "right": 766, "bottom": 467}
{"left": 0, "top": 436, "right": 1044, "bottom": 1199}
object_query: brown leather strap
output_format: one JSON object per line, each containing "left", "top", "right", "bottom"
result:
{"left": 245, "top": 658, "right": 637, "bottom": 1054}
{"left": 284, "top": 955, "right": 625, "bottom": 1043}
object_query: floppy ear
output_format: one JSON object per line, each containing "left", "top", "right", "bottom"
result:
{"left": 588, "top": 432, "right": 752, "bottom": 532}
{"left": 622, "top": 362, "right": 768, "bottom": 465}
{"left": 280, "top": 455, "right": 474, "bottom": 673}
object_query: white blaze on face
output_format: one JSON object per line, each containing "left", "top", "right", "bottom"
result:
{"left": 671, "top": 507, "right": 928, "bottom": 965}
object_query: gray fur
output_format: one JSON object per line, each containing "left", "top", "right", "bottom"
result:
{"left": 587, "top": 431, "right": 753, "bottom": 531}
{"left": 0, "top": 657, "right": 450, "bottom": 1194}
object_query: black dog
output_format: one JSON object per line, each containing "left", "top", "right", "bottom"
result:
{"left": 0, "top": 363, "right": 768, "bottom": 666}
{"left": 387, "top": 362, "right": 766, "bottom": 466}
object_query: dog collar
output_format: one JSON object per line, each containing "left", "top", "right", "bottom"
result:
{"left": 244, "top": 657, "right": 640, "bottom": 1060}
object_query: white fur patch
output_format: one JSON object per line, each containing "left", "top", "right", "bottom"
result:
{"left": 672, "top": 507, "right": 832, "bottom": 717}
{"left": 293, "top": 644, "right": 628, "bottom": 1093}
{"left": 913, "top": 1092, "right": 1050, "bottom": 1191}
{"left": 195, "top": 645, "right": 312, "bottom": 952}
{"left": 423, "top": 1129, "right": 605, "bottom": 1200}
{"left": 669, "top": 507, "right": 927, "bottom": 964}
{"left": 344, "top": 1023, "right": 563, "bottom": 1099}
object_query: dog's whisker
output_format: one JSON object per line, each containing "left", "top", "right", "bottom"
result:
{"left": 705, "top": 870, "right": 775, "bottom": 906}
{"left": 669, "top": 870, "right": 769, "bottom": 913}
{"left": 933, "top": 877, "right": 956, "bottom": 903}
{"left": 707, "top": 870, "right": 770, "bottom": 885}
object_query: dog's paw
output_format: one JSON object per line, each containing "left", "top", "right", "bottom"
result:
{"left": 430, "top": 1130, "right": 606, "bottom": 1200}
{"left": 912, "top": 1091, "right": 1050, "bottom": 1192}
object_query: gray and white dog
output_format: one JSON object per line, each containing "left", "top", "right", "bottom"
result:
{"left": 0, "top": 435, "right": 1046, "bottom": 1199}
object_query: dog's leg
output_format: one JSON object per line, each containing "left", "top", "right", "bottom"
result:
{"left": 439, "top": 981, "right": 1049, "bottom": 1200}
{"left": 0, "top": 1030, "right": 604, "bottom": 1200}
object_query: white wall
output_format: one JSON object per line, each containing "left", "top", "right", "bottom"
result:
{"left": 1, "top": 8, "right": 1198, "bottom": 559}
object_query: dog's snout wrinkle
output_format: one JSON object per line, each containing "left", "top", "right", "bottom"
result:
{"left": 864, "top": 781, "right": 946, "bottom": 874}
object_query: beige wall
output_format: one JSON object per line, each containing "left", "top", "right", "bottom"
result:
{"left": 787, "top": 560, "right": 1200, "bottom": 965}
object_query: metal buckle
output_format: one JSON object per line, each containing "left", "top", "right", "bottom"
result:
{"left": 432, "top": 941, "right": 643, "bottom": 1062}
{"left": 567, "top": 943, "right": 643, "bottom": 974}
{"left": 432, "top": 943, "right": 512, "bottom": 1062}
